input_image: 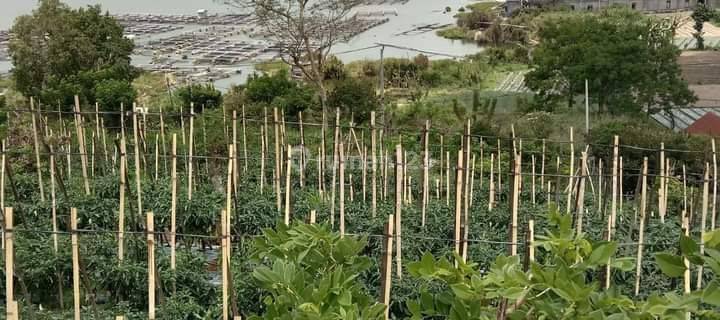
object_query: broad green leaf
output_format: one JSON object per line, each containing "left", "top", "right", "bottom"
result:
{"left": 702, "top": 280, "right": 720, "bottom": 306}
{"left": 587, "top": 241, "right": 618, "bottom": 267}
{"left": 655, "top": 253, "right": 686, "bottom": 277}
{"left": 680, "top": 234, "right": 699, "bottom": 256}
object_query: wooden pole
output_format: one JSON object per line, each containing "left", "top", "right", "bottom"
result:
{"left": 576, "top": 152, "right": 588, "bottom": 234}
{"left": 242, "top": 105, "right": 248, "bottom": 173}
{"left": 221, "top": 210, "right": 229, "bottom": 320}
{"left": 395, "top": 145, "right": 403, "bottom": 278}
{"left": 232, "top": 110, "right": 238, "bottom": 196}
{"left": 659, "top": 143, "right": 666, "bottom": 222}
{"left": 380, "top": 214, "right": 394, "bottom": 320}
{"left": 489, "top": 153, "right": 495, "bottom": 211}
{"left": 285, "top": 146, "right": 292, "bottom": 226}
{"left": 75, "top": 96, "right": 90, "bottom": 195}
{"left": 159, "top": 105, "right": 167, "bottom": 174}
{"left": 154, "top": 134, "right": 159, "bottom": 181}
{"left": 50, "top": 147, "right": 58, "bottom": 252}
{"left": 260, "top": 125, "right": 266, "bottom": 194}
{"left": 611, "top": 136, "right": 619, "bottom": 234}
{"left": 511, "top": 154, "right": 521, "bottom": 256}
{"left": 363, "top": 146, "right": 367, "bottom": 203}
{"left": 422, "top": 120, "right": 430, "bottom": 226}
{"left": 371, "top": 112, "right": 377, "bottom": 217}
{"left": 541, "top": 139, "right": 546, "bottom": 193}
{"left": 454, "top": 150, "right": 464, "bottom": 260}
{"left": 566, "top": 127, "right": 574, "bottom": 214}
{"left": 299, "top": 112, "right": 305, "bottom": 188}
{"left": 5, "top": 207, "right": 14, "bottom": 319}
{"left": 634, "top": 157, "right": 648, "bottom": 296}
{"left": 133, "top": 107, "right": 143, "bottom": 219}
{"left": 712, "top": 139, "right": 717, "bottom": 228}
{"left": 698, "top": 163, "right": 710, "bottom": 290}
{"left": 274, "top": 108, "right": 281, "bottom": 213}
{"left": 119, "top": 139, "right": 126, "bottom": 261}
{"left": 71, "top": 207, "right": 80, "bottom": 320}
{"left": 339, "top": 143, "right": 346, "bottom": 236}
{"left": 440, "top": 135, "right": 444, "bottom": 199}
{"left": 30, "top": 97, "right": 45, "bottom": 201}
{"left": 331, "top": 109, "right": 340, "bottom": 226}
{"left": 188, "top": 105, "right": 194, "bottom": 200}
{"left": 528, "top": 219, "right": 535, "bottom": 262}
{"left": 147, "top": 211, "right": 156, "bottom": 320}
{"left": 446, "top": 151, "right": 450, "bottom": 206}
{"left": 531, "top": 154, "right": 536, "bottom": 205}
{"left": 170, "top": 135, "right": 177, "bottom": 270}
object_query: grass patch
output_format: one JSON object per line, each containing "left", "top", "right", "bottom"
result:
{"left": 436, "top": 26, "right": 472, "bottom": 40}
{"left": 254, "top": 60, "right": 290, "bottom": 75}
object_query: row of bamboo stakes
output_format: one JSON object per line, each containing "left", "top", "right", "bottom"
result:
{"left": 2, "top": 97, "right": 719, "bottom": 319}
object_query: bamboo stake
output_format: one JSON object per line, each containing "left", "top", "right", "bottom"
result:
{"left": 340, "top": 143, "right": 346, "bottom": 236}
{"left": 317, "top": 148, "right": 322, "bottom": 198}
{"left": 260, "top": 125, "right": 266, "bottom": 194}
{"left": 119, "top": 139, "right": 126, "bottom": 261}
{"left": 147, "top": 211, "right": 156, "bottom": 320}
{"left": 395, "top": 145, "right": 403, "bottom": 278}
{"left": 463, "top": 153, "right": 475, "bottom": 261}
{"left": 531, "top": 154, "right": 536, "bottom": 205}
{"left": 566, "top": 127, "right": 574, "bottom": 214}
{"left": 50, "top": 147, "right": 58, "bottom": 252}
{"left": 598, "top": 159, "right": 603, "bottom": 214}
{"left": 285, "top": 146, "right": 292, "bottom": 226}
{"left": 511, "top": 154, "right": 521, "bottom": 256}
{"left": 470, "top": 154, "right": 477, "bottom": 206}
{"left": 611, "top": 136, "right": 619, "bottom": 233}
{"left": 404, "top": 151, "right": 409, "bottom": 204}
{"left": 232, "top": 110, "right": 238, "bottom": 195}
{"left": 541, "top": 139, "right": 546, "bottom": 193}
{"left": 604, "top": 213, "right": 612, "bottom": 290}
{"left": 489, "top": 153, "right": 495, "bottom": 211}
{"left": 5, "top": 207, "right": 14, "bottom": 318}
{"left": 383, "top": 149, "right": 388, "bottom": 201}
{"left": 75, "top": 97, "right": 90, "bottom": 195}
{"left": 698, "top": 163, "right": 710, "bottom": 290}
{"left": 159, "top": 106, "right": 167, "bottom": 174}
{"left": 221, "top": 210, "right": 229, "bottom": 320}
{"left": 436, "top": 178, "right": 440, "bottom": 200}
{"left": 170, "top": 135, "right": 177, "bottom": 270}
{"left": 440, "top": 135, "right": 444, "bottom": 199}
{"left": 31, "top": 98, "right": 45, "bottom": 201}
{"left": 91, "top": 132, "right": 96, "bottom": 177}
{"left": 331, "top": 109, "right": 340, "bottom": 226}
{"left": 446, "top": 151, "right": 450, "bottom": 206}
{"left": 454, "top": 150, "right": 464, "bottom": 260}
{"left": 528, "top": 219, "right": 535, "bottom": 262}
{"left": 274, "top": 108, "right": 281, "bottom": 213}
{"left": 310, "top": 210, "right": 317, "bottom": 224}
{"left": 380, "top": 214, "right": 394, "bottom": 320}
{"left": 422, "top": 120, "right": 430, "bottom": 227}
{"left": 299, "top": 112, "right": 305, "bottom": 188}
{"left": 712, "top": 139, "right": 717, "bottom": 228}
{"left": 683, "top": 213, "right": 691, "bottom": 295}
{"left": 242, "top": 105, "right": 248, "bottom": 173}
{"left": 497, "top": 139, "right": 502, "bottom": 192}
{"left": 350, "top": 174, "right": 354, "bottom": 202}
{"left": 8, "top": 300, "right": 18, "bottom": 320}
{"left": 154, "top": 134, "right": 159, "bottom": 181}
{"left": 371, "top": 112, "right": 377, "bottom": 217}
{"left": 479, "top": 137, "right": 484, "bottom": 189}
{"left": 133, "top": 107, "right": 143, "bottom": 219}
{"left": 619, "top": 156, "right": 624, "bottom": 222}
{"left": 363, "top": 146, "right": 367, "bottom": 202}
{"left": 1, "top": 142, "right": 5, "bottom": 250}
{"left": 71, "top": 207, "right": 80, "bottom": 320}
{"left": 659, "top": 143, "right": 666, "bottom": 222}
{"left": 188, "top": 105, "right": 194, "bottom": 200}
{"left": 634, "top": 157, "right": 648, "bottom": 296}
{"left": 576, "top": 152, "right": 588, "bottom": 234}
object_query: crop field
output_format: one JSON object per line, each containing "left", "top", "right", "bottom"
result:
{"left": 0, "top": 100, "right": 719, "bottom": 319}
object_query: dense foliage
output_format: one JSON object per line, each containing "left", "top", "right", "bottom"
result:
{"left": 525, "top": 8, "right": 695, "bottom": 114}
{"left": 8, "top": 0, "right": 137, "bottom": 108}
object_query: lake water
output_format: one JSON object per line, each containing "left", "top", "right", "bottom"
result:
{"left": 1, "top": 0, "right": 483, "bottom": 85}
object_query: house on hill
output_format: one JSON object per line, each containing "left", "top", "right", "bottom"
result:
{"left": 504, "top": 0, "right": 718, "bottom": 15}
{"left": 650, "top": 51, "right": 720, "bottom": 136}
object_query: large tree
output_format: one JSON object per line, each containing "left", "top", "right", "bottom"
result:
{"left": 227, "top": 0, "right": 361, "bottom": 114}
{"left": 9, "top": 0, "right": 137, "bottom": 108}
{"left": 525, "top": 8, "right": 695, "bottom": 114}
